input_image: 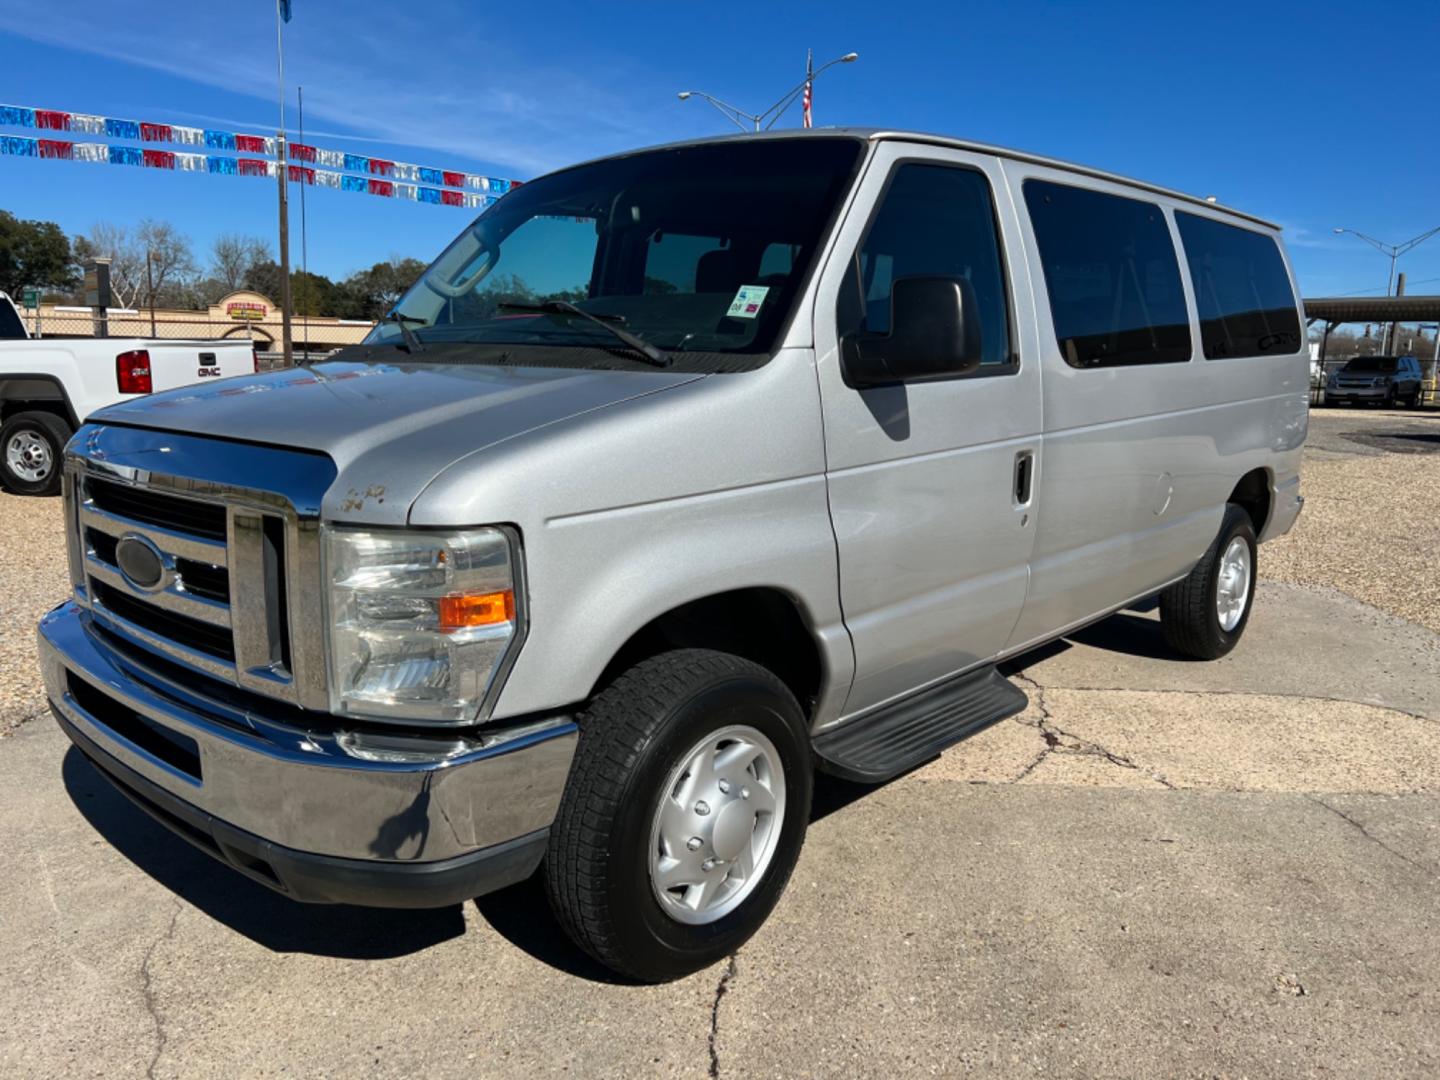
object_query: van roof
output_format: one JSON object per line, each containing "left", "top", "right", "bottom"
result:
{"left": 559, "top": 128, "right": 1279, "bottom": 231}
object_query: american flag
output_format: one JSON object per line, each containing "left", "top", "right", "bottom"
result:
{"left": 802, "top": 78, "right": 812, "bottom": 128}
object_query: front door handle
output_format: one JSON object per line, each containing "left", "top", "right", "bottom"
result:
{"left": 1013, "top": 451, "right": 1034, "bottom": 507}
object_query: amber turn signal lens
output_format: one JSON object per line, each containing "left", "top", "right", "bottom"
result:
{"left": 438, "top": 589, "right": 515, "bottom": 631}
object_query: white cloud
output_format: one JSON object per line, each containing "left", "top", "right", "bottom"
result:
{"left": 0, "top": 1, "right": 669, "bottom": 176}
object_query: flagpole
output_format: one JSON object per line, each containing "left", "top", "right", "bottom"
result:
{"left": 804, "top": 48, "right": 813, "bottom": 129}
{"left": 273, "top": 0, "right": 294, "bottom": 367}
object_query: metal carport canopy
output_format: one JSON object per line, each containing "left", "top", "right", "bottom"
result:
{"left": 1304, "top": 296, "right": 1440, "bottom": 324}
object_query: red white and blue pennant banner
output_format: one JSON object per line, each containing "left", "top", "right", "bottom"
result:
{"left": 0, "top": 135, "right": 503, "bottom": 209}
{"left": 0, "top": 103, "right": 519, "bottom": 195}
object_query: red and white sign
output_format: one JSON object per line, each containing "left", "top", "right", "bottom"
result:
{"left": 226, "top": 301, "right": 267, "bottom": 321}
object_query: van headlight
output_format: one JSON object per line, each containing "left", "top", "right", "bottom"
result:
{"left": 323, "top": 526, "right": 523, "bottom": 726}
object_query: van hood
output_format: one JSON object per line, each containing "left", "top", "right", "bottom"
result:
{"left": 91, "top": 358, "right": 705, "bottom": 526}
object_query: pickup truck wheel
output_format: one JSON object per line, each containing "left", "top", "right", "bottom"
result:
{"left": 0, "top": 411, "right": 71, "bottom": 496}
{"left": 1159, "top": 503, "right": 1257, "bottom": 660}
{"left": 544, "top": 649, "right": 812, "bottom": 983}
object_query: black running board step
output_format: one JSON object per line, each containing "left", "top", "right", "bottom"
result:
{"left": 813, "top": 665, "right": 1028, "bottom": 783}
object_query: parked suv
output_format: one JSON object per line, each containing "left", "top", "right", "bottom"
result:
{"left": 1324, "top": 354, "right": 1424, "bottom": 407}
{"left": 39, "top": 131, "right": 1307, "bottom": 981}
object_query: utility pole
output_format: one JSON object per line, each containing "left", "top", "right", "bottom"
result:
{"left": 273, "top": 0, "right": 295, "bottom": 366}
{"left": 1389, "top": 272, "right": 1406, "bottom": 354}
{"left": 145, "top": 250, "right": 156, "bottom": 337}
{"left": 298, "top": 84, "right": 310, "bottom": 362}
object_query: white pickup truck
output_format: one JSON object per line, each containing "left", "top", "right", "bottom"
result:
{"left": 0, "top": 291, "right": 256, "bottom": 495}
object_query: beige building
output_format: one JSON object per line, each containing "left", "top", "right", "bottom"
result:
{"left": 28, "top": 290, "right": 374, "bottom": 355}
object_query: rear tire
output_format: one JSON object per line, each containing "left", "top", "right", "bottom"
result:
{"left": 0, "top": 411, "right": 71, "bottom": 496}
{"left": 1159, "top": 504, "right": 1258, "bottom": 660}
{"left": 544, "top": 649, "right": 812, "bottom": 983}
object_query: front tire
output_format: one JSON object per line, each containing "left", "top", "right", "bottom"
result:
{"left": 0, "top": 411, "right": 71, "bottom": 496}
{"left": 1159, "top": 503, "right": 1258, "bottom": 660}
{"left": 544, "top": 649, "right": 812, "bottom": 982}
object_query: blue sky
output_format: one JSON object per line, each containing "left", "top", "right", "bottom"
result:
{"left": 1, "top": 0, "right": 1436, "bottom": 299}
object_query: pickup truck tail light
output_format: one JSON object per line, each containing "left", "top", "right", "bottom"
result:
{"left": 116, "top": 349, "right": 153, "bottom": 394}
{"left": 252, "top": 347, "right": 260, "bottom": 373}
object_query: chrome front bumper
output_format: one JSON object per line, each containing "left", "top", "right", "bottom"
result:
{"left": 40, "top": 603, "right": 577, "bottom": 905}
{"left": 1325, "top": 385, "right": 1388, "bottom": 400}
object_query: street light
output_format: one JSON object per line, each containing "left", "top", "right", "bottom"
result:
{"left": 678, "top": 52, "right": 858, "bottom": 132}
{"left": 1333, "top": 225, "right": 1440, "bottom": 352}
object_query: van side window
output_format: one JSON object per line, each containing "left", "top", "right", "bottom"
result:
{"left": 1023, "top": 180, "right": 1191, "bottom": 368}
{"left": 1174, "top": 213, "right": 1302, "bottom": 359}
{"left": 838, "top": 163, "right": 1013, "bottom": 371}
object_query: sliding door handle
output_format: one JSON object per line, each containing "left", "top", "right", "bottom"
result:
{"left": 1013, "top": 450, "right": 1034, "bottom": 506}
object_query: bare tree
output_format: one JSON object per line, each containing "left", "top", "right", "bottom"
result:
{"left": 135, "top": 219, "right": 197, "bottom": 308}
{"left": 210, "top": 233, "right": 273, "bottom": 292}
{"left": 81, "top": 221, "right": 144, "bottom": 309}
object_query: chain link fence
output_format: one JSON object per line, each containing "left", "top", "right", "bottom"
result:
{"left": 18, "top": 307, "right": 367, "bottom": 365}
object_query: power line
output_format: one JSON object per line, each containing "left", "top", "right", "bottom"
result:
{"left": 1331, "top": 275, "right": 1440, "bottom": 297}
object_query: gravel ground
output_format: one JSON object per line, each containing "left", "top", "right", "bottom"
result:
{"left": 1264, "top": 410, "right": 1440, "bottom": 635}
{"left": 0, "top": 498, "right": 69, "bottom": 737}
{"left": 0, "top": 493, "right": 67, "bottom": 736}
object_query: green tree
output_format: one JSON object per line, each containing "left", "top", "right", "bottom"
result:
{"left": 290, "top": 270, "right": 340, "bottom": 317}
{"left": 339, "top": 257, "right": 429, "bottom": 319}
{"left": 0, "top": 211, "right": 77, "bottom": 297}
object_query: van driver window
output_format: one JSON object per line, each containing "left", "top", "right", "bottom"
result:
{"left": 1023, "top": 180, "right": 1192, "bottom": 368}
{"left": 837, "top": 163, "right": 1013, "bottom": 372}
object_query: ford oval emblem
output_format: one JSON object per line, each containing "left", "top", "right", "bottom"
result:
{"left": 115, "top": 534, "right": 166, "bottom": 592}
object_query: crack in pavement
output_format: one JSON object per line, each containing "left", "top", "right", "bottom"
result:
{"left": 140, "top": 898, "right": 183, "bottom": 1080}
{"left": 1309, "top": 796, "right": 1436, "bottom": 878}
{"left": 0, "top": 707, "right": 49, "bottom": 738}
{"left": 1011, "top": 672, "right": 1176, "bottom": 789}
{"left": 1030, "top": 683, "right": 1436, "bottom": 724}
{"left": 707, "top": 952, "right": 737, "bottom": 1079}
{"left": 1011, "top": 673, "right": 1057, "bottom": 781}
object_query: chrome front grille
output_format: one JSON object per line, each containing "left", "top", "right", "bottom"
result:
{"left": 63, "top": 425, "right": 337, "bottom": 712}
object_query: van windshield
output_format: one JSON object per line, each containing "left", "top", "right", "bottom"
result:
{"left": 367, "top": 138, "right": 864, "bottom": 370}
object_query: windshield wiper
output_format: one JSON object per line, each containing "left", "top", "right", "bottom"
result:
{"left": 379, "top": 311, "right": 426, "bottom": 354}
{"left": 498, "top": 300, "right": 669, "bottom": 367}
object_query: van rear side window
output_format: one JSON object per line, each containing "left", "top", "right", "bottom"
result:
{"left": 1174, "top": 213, "right": 1302, "bottom": 359}
{"left": 1023, "top": 180, "right": 1191, "bottom": 368}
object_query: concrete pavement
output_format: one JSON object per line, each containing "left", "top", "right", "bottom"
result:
{"left": 2, "top": 577, "right": 1437, "bottom": 1078}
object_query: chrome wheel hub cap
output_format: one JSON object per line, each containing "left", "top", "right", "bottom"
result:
{"left": 649, "top": 724, "right": 786, "bottom": 925}
{"left": 6, "top": 431, "right": 52, "bottom": 484}
{"left": 1216, "top": 536, "right": 1251, "bottom": 632}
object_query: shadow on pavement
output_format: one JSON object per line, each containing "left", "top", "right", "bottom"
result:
{"left": 473, "top": 875, "right": 636, "bottom": 985}
{"left": 1065, "top": 611, "right": 1196, "bottom": 661}
{"left": 62, "top": 747, "right": 466, "bottom": 959}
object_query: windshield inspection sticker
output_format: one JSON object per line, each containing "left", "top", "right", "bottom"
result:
{"left": 726, "top": 285, "right": 770, "bottom": 319}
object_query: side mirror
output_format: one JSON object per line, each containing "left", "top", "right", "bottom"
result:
{"left": 842, "top": 275, "right": 984, "bottom": 388}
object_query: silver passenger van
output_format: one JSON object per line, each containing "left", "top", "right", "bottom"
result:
{"left": 39, "top": 130, "right": 1307, "bottom": 981}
